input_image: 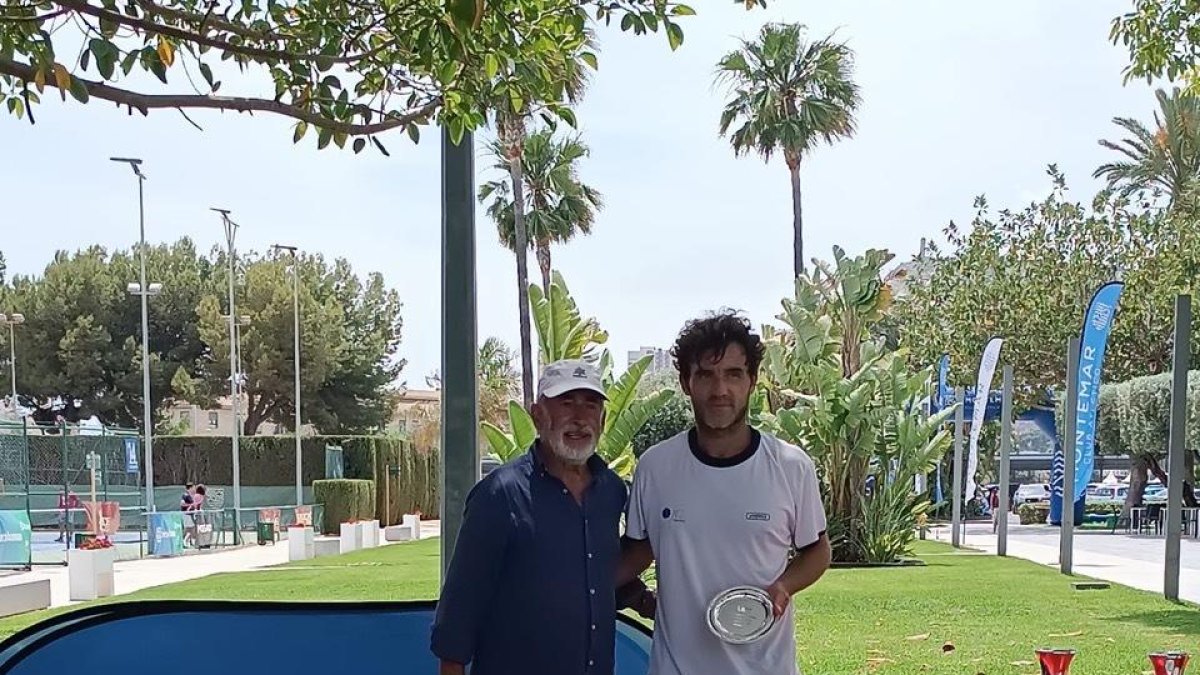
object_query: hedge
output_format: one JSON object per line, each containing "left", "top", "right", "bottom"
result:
{"left": 1053, "top": 370, "right": 1200, "bottom": 459}
{"left": 313, "top": 479, "right": 375, "bottom": 534}
{"left": 147, "top": 434, "right": 440, "bottom": 522}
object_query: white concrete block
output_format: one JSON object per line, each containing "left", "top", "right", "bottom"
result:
{"left": 287, "top": 526, "right": 314, "bottom": 562}
{"left": 384, "top": 525, "right": 412, "bottom": 542}
{"left": 0, "top": 578, "right": 51, "bottom": 618}
{"left": 339, "top": 522, "right": 361, "bottom": 554}
{"left": 68, "top": 548, "right": 115, "bottom": 601}
{"left": 313, "top": 536, "right": 340, "bottom": 558}
{"left": 403, "top": 514, "right": 422, "bottom": 540}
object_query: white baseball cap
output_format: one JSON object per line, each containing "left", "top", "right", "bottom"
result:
{"left": 538, "top": 359, "right": 607, "bottom": 400}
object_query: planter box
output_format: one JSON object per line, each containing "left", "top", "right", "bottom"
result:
{"left": 403, "top": 513, "right": 422, "bottom": 541}
{"left": 287, "top": 526, "right": 315, "bottom": 562}
{"left": 0, "top": 578, "right": 51, "bottom": 618}
{"left": 339, "top": 522, "right": 361, "bottom": 554}
{"left": 313, "top": 536, "right": 340, "bottom": 558}
{"left": 68, "top": 547, "right": 115, "bottom": 601}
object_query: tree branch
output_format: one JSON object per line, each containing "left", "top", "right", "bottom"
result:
{"left": 0, "top": 8, "right": 72, "bottom": 23}
{"left": 0, "top": 57, "right": 438, "bottom": 135}
{"left": 135, "top": 0, "right": 271, "bottom": 43}
{"left": 55, "top": 0, "right": 394, "bottom": 66}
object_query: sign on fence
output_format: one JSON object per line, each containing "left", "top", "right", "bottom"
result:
{"left": 295, "top": 505, "right": 313, "bottom": 527}
{"left": 83, "top": 501, "right": 121, "bottom": 536}
{"left": 148, "top": 512, "right": 184, "bottom": 556}
{"left": 124, "top": 437, "right": 139, "bottom": 474}
{"left": 0, "top": 510, "right": 31, "bottom": 565}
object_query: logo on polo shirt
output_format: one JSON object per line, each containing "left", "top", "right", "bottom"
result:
{"left": 745, "top": 512, "right": 771, "bottom": 521}
{"left": 573, "top": 367, "right": 587, "bottom": 378}
{"left": 662, "top": 507, "right": 685, "bottom": 522}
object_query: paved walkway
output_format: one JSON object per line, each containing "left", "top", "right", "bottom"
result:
{"left": 2, "top": 520, "right": 442, "bottom": 609}
{"left": 930, "top": 516, "right": 1200, "bottom": 603}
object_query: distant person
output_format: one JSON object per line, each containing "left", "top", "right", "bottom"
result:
{"left": 431, "top": 359, "right": 654, "bottom": 675}
{"left": 192, "top": 484, "right": 206, "bottom": 511}
{"left": 180, "top": 483, "right": 195, "bottom": 511}
{"left": 55, "top": 490, "right": 80, "bottom": 543}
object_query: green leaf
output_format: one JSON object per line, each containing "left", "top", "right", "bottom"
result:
{"left": 353, "top": 137, "right": 366, "bottom": 153}
{"left": 448, "top": 117, "right": 465, "bottom": 145}
{"left": 292, "top": 121, "right": 308, "bottom": 143}
{"left": 620, "top": 13, "right": 635, "bottom": 31}
{"left": 439, "top": 61, "right": 457, "bottom": 85}
{"left": 554, "top": 107, "right": 577, "bottom": 128}
{"left": 80, "top": 47, "right": 91, "bottom": 72}
{"left": 484, "top": 53, "right": 499, "bottom": 80}
{"left": 672, "top": 5, "right": 697, "bottom": 15}
{"left": 199, "top": 62, "right": 214, "bottom": 87}
{"left": 406, "top": 124, "right": 420, "bottom": 144}
{"left": 508, "top": 400, "right": 536, "bottom": 450}
{"left": 580, "top": 52, "right": 599, "bottom": 70}
{"left": 68, "top": 77, "right": 89, "bottom": 104}
{"left": 121, "top": 50, "right": 138, "bottom": 75}
{"left": 481, "top": 421, "right": 517, "bottom": 461}
{"left": 317, "top": 126, "right": 332, "bottom": 149}
{"left": 667, "top": 23, "right": 685, "bottom": 50}
{"left": 333, "top": 131, "right": 348, "bottom": 149}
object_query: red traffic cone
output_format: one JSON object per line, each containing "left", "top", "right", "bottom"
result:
{"left": 1150, "top": 651, "right": 1190, "bottom": 675}
{"left": 1036, "top": 648, "right": 1076, "bottom": 675}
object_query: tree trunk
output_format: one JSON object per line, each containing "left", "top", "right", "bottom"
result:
{"left": 536, "top": 240, "right": 552, "bottom": 296}
{"left": 788, "top": 159, "right": 804, "bottom": 279}
{"left": 506, "top": 152, "right": 535, "bottom": 410}
{"left": 1122, "top": 454, "right": 1149, "bottom": 520}
{"left": 1147, "top": 454, "right": 1198, "bottom": 507}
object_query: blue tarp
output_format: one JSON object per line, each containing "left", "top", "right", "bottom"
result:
{"left": 0, "top": 600, "right": 653, "bottom": 674}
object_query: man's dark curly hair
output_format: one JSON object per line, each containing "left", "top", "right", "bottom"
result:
{"left": 671, "top": 310, "right": 765, "bottom": 380}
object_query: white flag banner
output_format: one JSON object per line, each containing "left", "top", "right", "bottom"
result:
{"left": 965, "top": 337, "right": 1004, "bottom": 500}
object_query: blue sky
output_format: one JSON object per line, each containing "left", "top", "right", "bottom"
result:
{"left": 1, "top": 1, "right": 1157, "bottom": 386}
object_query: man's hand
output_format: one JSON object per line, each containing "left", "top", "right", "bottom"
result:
{"left": 764, "top": 580, "right": 790, "bottom": 619}
{"left": 632, "top": 587, "right": 657, "bottom": 619}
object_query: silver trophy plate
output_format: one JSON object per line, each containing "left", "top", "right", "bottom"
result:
{"left": 706, "top": 586, "right": 775, "bottom": 644}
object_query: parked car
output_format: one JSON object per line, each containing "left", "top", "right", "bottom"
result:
{"left": 1012, "top": 483, "right": 1051, "bottom": 510}
{"left": 1087, "top": 485, "right": 1128, "bottom": 504}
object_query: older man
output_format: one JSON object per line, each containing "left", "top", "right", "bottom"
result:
{"left": 431, "top": 359, "right": 650, "bottom": 675}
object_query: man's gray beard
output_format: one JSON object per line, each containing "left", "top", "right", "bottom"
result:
{"left": 548, "top": 437, "right": 595, "bottom": 465}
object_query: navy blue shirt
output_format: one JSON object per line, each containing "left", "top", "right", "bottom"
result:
{"left": 431, "top": 444, "right": 627, "bottom": 675}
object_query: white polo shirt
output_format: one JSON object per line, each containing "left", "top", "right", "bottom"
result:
{"left": 625, "top": 428, "right": 826, "bottom": 675}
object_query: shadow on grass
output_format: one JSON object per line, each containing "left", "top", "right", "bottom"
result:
{"left": 1108, "top": 608, "right": 1200, "bottom": 636}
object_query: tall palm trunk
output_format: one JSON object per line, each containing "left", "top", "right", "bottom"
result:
{"left": 788, "top": 155, "right": 804, "bottom": 278}
{"left": 499, "top": 114, "right": 535, "bottom": 409}
{"left": 535, "top": 240, "right": 553, "bottom": 296}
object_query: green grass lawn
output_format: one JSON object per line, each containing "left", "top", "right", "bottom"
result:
{"left": 2, "top": 539, "right": 1196, "bottom": 674}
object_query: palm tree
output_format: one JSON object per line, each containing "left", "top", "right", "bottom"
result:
{"left": 1095, "top": 87, "right": 1200, "bottom": 209}
{"left": 486, "top": 46, "right": 593, "bottom": 408}
{"left": 481, "top": 130, "right": 604, "bottom": 294}
{"left": 715, "top": 23, "right": 861, "bottom": 278}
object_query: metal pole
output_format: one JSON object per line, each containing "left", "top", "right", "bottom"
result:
{"left": 951, "top": 387, "right": 964, "bottom": 548}
{"left": 1165, "top": 293, "right": 1190, "bottom": 602}
{"left": 137, "top": 174, "right": 155, "bottom": 514}
{"left": 293, "top": 256, "right": 302, "bottom": 506}
{"left": 440, "top": 128, "right": 479, "bottom": 580}
{"left": 998, "top": 364, "right": 1013, "bottom": 556}
{"left": 215, "top": 209, "right": 242, "bottom": 544}
{"left": 1060, "top": 337, "right": 1080, "bottom": 575}
{"left": 8, "top": 322, "right": 15, "bottom": 402}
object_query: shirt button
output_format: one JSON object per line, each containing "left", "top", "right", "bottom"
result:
{"left": 562, "top": 488, "right": 568, "bottom": 494}
{"left": 589, "top": 660, "right": 594, "bottom": 666}
{"left": 591, "top": 624, "right": 596, "bottom": 630}
{"left": 590, "top": 588, "right": 595, "bottom": 595}
{"left": 587, "top": 553, "right": 593, "bottom": 559}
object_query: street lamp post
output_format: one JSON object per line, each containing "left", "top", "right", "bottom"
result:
{"left": 0, "top": 313, "right": 25, "bottom": 405}
{"left": 271, "top": 244, "right": 303, "bottom": 506}
{"left": 111, "top": 157, "right": 158, "bottom": 513}
{"left": 213, "top": 208, "right": 243, "bottom": 542}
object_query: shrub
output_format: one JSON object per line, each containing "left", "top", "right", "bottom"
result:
{"left": 313, "top": 479, "right": 375, "bottom": 534}
{"left": 1018, "top": 503, "right": 1050, "bottom": 525}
